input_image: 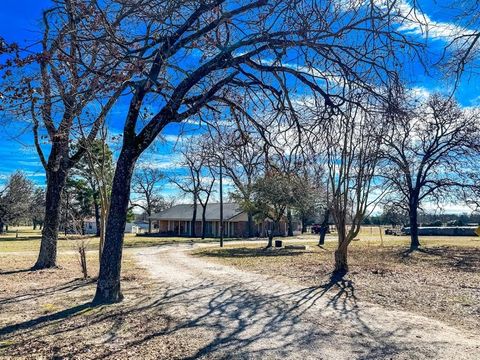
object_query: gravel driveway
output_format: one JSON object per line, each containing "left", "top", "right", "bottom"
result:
{"left": 134, "top": 245, "right": 480, "bottom": 360}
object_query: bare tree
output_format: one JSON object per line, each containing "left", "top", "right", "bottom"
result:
{"left": 198, "top": 169, "right": 217, "bottom": 239}
{"left": 90, "top": 0, "right": 424, "bottom": 303}
{"left": 0, "top": 2, "right": 129, "bottom": 269}
{"left": 171, "top": 138, "right": 216, "bottom": 239}
{"left": 317, "top": 97, "right": 384, "bottom": 274}
{"left": 382, "top": 91, "right": 480, "bottom": 250}
{"left": 439, "top": 1, "right": 480, "bottom": 84}
{"left": 132, "top": 167, "right": 165, "bottom": 234}
{"left": 207, "top": 122, "right": 264, "bottom": 237}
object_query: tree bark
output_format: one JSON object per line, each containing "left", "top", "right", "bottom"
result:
{"left": 148, "top": 217, "right": 152, "bottom": 234}
{"left": 301, "top": 218, "right": 307, "bottom": 234}
{"left": 93, "top": 147, "right": 138, "bottom": 304}
{"left": 93, "top": 194, "right": 101, "bottom": 237}
{"left": 334, "top": 244, "right": 348, "bottom": 274}
{"left": 33, "top": 168, "right": 68, "bottom": 269}
{"left": 191, "top": 197, "right": 197, "bottom": 237}
{"left": 287, "top": 208, "right": 294, "bottom": 237}
{"left": 247, "top": 211, "right": 254, "bottom": 238}
{"left": 99, "top": 208, "right": 106, "bottom": 261}
{"left": 409, "top": 200, "right": 420, "bottom": 250}
{"left": 267, "top": 230, "right": 273, "bottom": 248}
{"left": 334, "top": 220, "right": 349, "bottom": 274}
{"left": 0, "top": 221, "right": 4, "bottom": 234}
{"left": 318, "top": 228, "right": 328, "bottom": 246}
{"left": 318, "top": 208, "right": 330, "bottom": 246}
{"left": 266, "top": 221, "right": 277, "bottom": 248}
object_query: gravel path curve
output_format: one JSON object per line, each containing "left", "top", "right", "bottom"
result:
{"left": 134, "top": 245, "right": 480, "bottom": 360}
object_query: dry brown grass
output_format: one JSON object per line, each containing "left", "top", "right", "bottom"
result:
{"left": 0, "top": 226, "right": 241, "bottom": 253}
{"left": 0, "top": 251, "right": 209, "bottom": 359}
{"left": 1, "top": 230, "right": 479, "bottom": 358}
{"left": 194, "top": 236, "right": 480, "bottom": 332}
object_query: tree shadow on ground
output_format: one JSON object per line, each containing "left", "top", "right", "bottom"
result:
{"left": 0, "top": 278, "right": 95, "bottom": 306}
{"left": 399, "top": 246, "right": 480, "bottom": 272}
{"left": 0, "top": 302, "right": 94, "bottom": 337}
{"left": 0, "top": 268, "right": 33, "bottom": 275}
{"left": 0, "top": 259, "right": 456, "bottom": 359}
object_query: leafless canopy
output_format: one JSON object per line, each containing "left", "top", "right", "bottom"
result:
{"left": 71, "top": 0, "right": 425, "bottom": 157}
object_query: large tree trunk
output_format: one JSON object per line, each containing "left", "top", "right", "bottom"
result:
{"left": 409, "top": 200, "right": 420, "bottom": 250}
{"left": 334, "top": 222, "right": 349, "bottom": 274}
{"left": 334, "top": 244, "right": 348, "bottom": 273}
{"left": 301, "top": 218, "right": 307, "bottom": 234}
{"left": 247, "top": 211, "right": 254, "bottom": 238}
{"left": 287, "top": 208, "right": 294, "bottom": 237}
{"left": 33, "top": 168, "right": 68, "bottom": 269}
{"left": 319, "top": 227, "right": 328, "bottom": 246}
{"left": 267, "top": 230, "right": 274, "bottom": 248}
{"left": 266, "top": 221, "right": 277, "bottom": 248}
{"left": 0, "top": 221, "right": 4, "bottom": 234}
{"left": 148, "top": 217, "right": 152, "bottom": 234}
{"left": 93, "top": 148, "right": 138, "bottom": 304}
{"left": 318, "top": 208, "right": 330, "bottom": 246}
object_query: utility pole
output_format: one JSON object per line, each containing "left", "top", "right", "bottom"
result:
{"left": 219, "top": 160, "right": 224, "bottom": 248}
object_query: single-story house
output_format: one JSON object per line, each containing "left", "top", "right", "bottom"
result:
{"left": 149, "top": 203, "right": 300, "bottom": 238}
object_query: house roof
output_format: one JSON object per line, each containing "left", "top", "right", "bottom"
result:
{"left": 150, "top": 203, "right": 244, "bottom": 222}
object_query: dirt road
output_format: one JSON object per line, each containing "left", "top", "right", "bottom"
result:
{"left": 134, "top": 245, "right": 480, "bottom": 360}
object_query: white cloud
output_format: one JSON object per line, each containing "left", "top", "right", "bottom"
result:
{"left": 137, "top": 153, "right": 183, "bottom": 170}
{"left": 410, "top": 86, "right": 432, "bottom": 100}
{"left": 421, "top": 202, "right": 472, "bottom": 215}
{"left": 392, "top": 0, "right": 473, "bottom": 42}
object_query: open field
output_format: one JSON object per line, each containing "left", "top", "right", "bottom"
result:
{"left": 0, "top": 226, "right": 241, "bottom": 253}
{"left": 2, "top": 225, "right": 478, "bottom": 253}
{"left": 194, "top": 233, "right": 480, "bottom": 333}
{"left": 0, "top": 251, "right": 164, "bottom": 358}
{"left": 0, "top": 247, "right": 220, "bottom": 359}
{"left": 1, "top": 228, "right": 479, "bottom": 358}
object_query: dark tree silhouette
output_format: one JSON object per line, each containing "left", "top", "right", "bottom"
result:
{"left": 90, "top": 0, "right": 423, "bottom": 303}
{"left": 382, "top": 91, "right": 480, "bottom": 250}
{"left": 0, "top": 2, "right": 130, "bottom": 269}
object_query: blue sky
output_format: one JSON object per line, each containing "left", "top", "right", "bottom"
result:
{"left": 0, "top": 0, "right": 203, "bottom": 195}
{"left": 0, "top": 1, "right": 479, "bottom": 209}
